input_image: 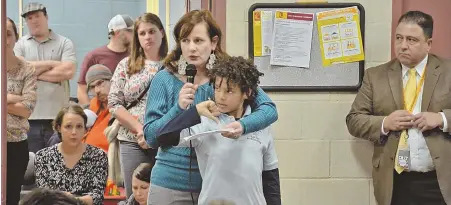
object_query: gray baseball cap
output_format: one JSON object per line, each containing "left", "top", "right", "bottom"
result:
{"left": 21, "top": 2, "right": 46, "bottom": 18}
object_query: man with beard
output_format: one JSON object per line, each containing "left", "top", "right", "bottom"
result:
{"left": 77, "top": 14, "right": 133, "bottom": 105}
{"left": 79, "top": 64, "right": 114, "bottom": 152}
{"left": 49, "top": 64, "right": 113, "bottom": 152}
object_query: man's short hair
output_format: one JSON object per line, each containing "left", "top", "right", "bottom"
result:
{"left": 398, "top": 10, "right": 434, "bottom": 39}
{"left": 19, "top": 188, "right": 84, "bottom": 205}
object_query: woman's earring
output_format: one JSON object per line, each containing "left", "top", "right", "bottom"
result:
{"left": 177, "top": 56, "right": 188, "bottom": 75}
{"left": 206, "top": 53, "right": 216, "bottom": 70}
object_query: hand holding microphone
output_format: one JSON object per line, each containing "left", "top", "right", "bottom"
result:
{"left": 178, "top": 64, "right": 198, "bottom": 110}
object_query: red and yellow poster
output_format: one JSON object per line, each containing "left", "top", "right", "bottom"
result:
{"left": 317, "top": 7, "right": 364, "bottom": 67}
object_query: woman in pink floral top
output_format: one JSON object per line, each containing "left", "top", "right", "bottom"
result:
{"left": 107, "top": 13, "right": 168, "bottom": 197}
{"left": 6, "top": 18, "right": 37, "bottom": 205}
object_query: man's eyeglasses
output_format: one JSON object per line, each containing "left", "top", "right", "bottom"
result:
{"left": 88, "top": 80, "right": 106, "bottom": 93}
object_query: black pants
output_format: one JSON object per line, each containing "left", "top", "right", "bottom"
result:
{"left": 7, "top": 140, "right": 29, "bottom": 205}
{"left": 27, "top": 120, "right": 54, "bottom": 153}
{"left": 391, "top": 170, "right": 446, "bottom": 205}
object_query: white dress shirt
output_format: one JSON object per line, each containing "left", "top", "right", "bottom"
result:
{"left": 381, "top": 55, "right": 449, "bottom": 172}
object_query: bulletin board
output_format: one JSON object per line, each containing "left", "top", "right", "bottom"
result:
{"left": 248, "top": 3, "right": 365, "bottom": 91}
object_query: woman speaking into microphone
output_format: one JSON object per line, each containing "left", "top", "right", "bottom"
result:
{"left": 143, "top": 10, "right": 278, "bottom": 205}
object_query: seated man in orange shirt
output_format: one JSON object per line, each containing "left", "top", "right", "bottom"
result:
{"left": 47, "top": 64, "right": 111, "bottom": 152}
{"left": 82, "top": 64, "right": 113, "bottom": 152}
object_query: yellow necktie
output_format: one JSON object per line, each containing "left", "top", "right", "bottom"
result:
{"left": 395, "top": 68, "right": 417, "bottom": 173}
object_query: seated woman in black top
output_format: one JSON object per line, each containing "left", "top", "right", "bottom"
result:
{"left": 34, "top": 104, "right": 108, "bottom": 205}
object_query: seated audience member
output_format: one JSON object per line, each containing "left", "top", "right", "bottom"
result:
{"left": 119, "top": 163, "right": 153, "bottom": 205}
{"left": 19, "top": 188, "right": 85, "bottom": 205}
{"left": 83, "top": 64, "right": 114, "bottom": 152}
{"left": 156, "top": 56, "right": 281, "bottom": 205}
{"left": 34, "top": 104, "right": 108, "bottom": 205}
{"left": 47, "top": 65, "right": 112, "bottom": 152}
{"left": 47, "top": 107, "right": 97, "bottom": 147}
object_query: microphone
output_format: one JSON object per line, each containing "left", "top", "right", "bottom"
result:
{"left": 186, "top": 64, "right": 197, "bottom": 84}
{"left": 185, "top": 64, "right": 197, "bottom": 109}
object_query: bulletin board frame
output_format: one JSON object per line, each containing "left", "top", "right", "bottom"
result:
{"left": 248, "top": 3, "right": 366, "bottom": 92}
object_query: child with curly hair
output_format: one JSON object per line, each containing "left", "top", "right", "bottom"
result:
{"left": 155, "top": 56, "right": 280, "bottom": 205}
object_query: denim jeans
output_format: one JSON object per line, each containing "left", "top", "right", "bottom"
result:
{"left": 27, "top": 120, "right": 54, "bottom": 153}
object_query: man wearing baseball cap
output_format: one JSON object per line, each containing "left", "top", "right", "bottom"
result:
{"left": 77, "top": 14, "right": 134, "bottom": 105}
{"left": 14, "top": 2, "right": 77, "bottom": 153}
{"left": 48, "top": 64, "right": 113, "bottom": 152}
{"left": 83, "top": 64, "right": 114, "bottom": 152}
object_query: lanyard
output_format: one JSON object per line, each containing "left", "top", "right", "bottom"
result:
{"left": 403, "top": 66, "right": 426, "bottom": 112}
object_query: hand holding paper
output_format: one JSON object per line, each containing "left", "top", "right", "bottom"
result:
{"left": 183, "top": 128, "right": 234, "bottom": 142}
{"left": 221, "top": 121, "right": 243, "bottom": 139}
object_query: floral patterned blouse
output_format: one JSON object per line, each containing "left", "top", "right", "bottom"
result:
{"left": 108, "top": 57, "right": 162, "bottom": 142}
{"left": 7, "top": 58, "right": 37, "bottom": 142}
{"left": 34, "top": 144, "right": 108, "bottom": 205}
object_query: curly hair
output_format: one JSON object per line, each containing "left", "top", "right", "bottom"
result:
{"left": 209, "top": 56, "right": 263, "bottom": 101}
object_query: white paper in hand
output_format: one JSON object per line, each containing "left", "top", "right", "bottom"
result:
{"left": 183, "top": 128, "right": 234, "bottom": 141}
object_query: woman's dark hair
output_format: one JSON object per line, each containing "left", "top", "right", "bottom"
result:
{"left": 128, "top": 13, "right": 168, "bottom": 75}
{"left": 7, "top": 17, "right": 19, "bottom": 41}
{"left": 209, "top": 56, "right": 263, "bottom": 102}
{"left": 132, "top": 163, "right": 153, "bottom": 183}
{"left": 19, "top": 188, "right": 85, "bottom": 205}
{"left": 164, "top": 10, "right": 228, "bottom": 73}
{"left": 53, "top": 104, "right": 88, "bottom": 140}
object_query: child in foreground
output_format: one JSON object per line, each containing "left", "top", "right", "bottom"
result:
{"left": 156, "top": 56, "right": 281, "bottom": 205}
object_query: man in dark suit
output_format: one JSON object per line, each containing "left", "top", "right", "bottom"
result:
{"left": 346, "top": 11, "right": 451, "bottom": 205}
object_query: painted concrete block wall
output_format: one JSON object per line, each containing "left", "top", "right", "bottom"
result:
{"left": 6, "top": 0, "right": 19, "bottom": 23}
{"left": 225, "top": 0, "right": 392, "bottom": 204}
{"left": 157, "top": 0, "right": 186, "bottom": 51}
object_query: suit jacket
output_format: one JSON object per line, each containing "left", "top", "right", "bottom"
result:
{"left": 346, "top": 54, "right": 451, "bottom": 205}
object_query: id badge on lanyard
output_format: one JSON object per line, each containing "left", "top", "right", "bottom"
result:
{"left": 398, "top": 66, "right": 426, "bottom": 170}
{"left": 398, "top": 145, "right": 410, "bottom": 169}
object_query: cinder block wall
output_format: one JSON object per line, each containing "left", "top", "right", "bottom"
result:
{"left": 225, "top": 0, "right": 392, "bottom": 204}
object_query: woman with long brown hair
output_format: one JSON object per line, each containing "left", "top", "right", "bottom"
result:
{"left": 143, "top": 10, "right": 278, "bottom": 204}
{"left": 108, "top": 13, "right": 167, "bottom": 197}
